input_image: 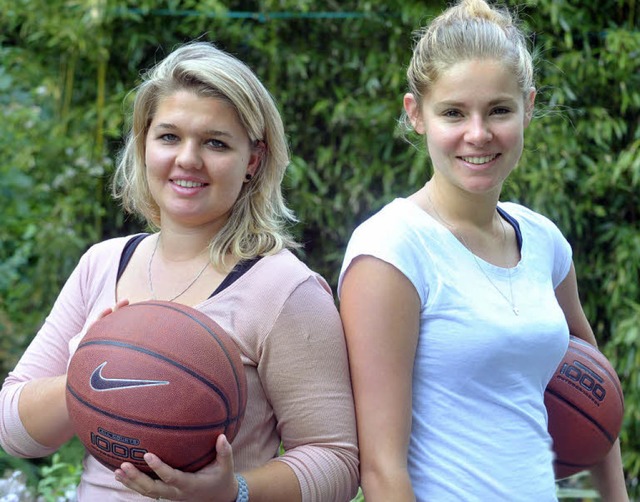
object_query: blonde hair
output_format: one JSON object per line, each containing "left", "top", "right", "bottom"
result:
{"left": 112, "top": 41, "right": 299, "bottom": 270}
{"left": 402, "top": 0, "right": 534, "bottom": 131}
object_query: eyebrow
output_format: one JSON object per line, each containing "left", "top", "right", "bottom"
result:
{"left": 437, "top": 96, "right": 519, "bottom": 108}
{"left": 152, "top": 123, "right": 234, "bottom": 138}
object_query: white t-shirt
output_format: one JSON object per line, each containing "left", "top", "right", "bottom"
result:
{"left": 339, "top": 198, "right": 572, "bottom": 502}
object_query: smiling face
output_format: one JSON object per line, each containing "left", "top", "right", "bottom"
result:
{"left": 145, "top": 90, "right": 261, "bottom": 231}
{"left": 405, "top": 58, "right": 535, "bottom": 197}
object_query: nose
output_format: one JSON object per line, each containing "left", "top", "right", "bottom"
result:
{"left": 464, "top": 116, "right": 493, "bottom": 145}
{"left": 176, "top": 140, "right": 203, "bottom": 170}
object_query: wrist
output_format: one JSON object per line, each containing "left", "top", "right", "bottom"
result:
{"left": 234, "top": 474, "right": 249, "bottom": 502}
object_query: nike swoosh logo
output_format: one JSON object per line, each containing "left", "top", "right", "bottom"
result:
{"left": 90, "top": 362, "right": 170, "bottom": 392}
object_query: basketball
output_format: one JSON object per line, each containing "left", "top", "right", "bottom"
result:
{"left": 66, "top": 300, "right": 247, "bottom": 474}
{"left": 544, "top": 335, "right": 624, "bottom": 479}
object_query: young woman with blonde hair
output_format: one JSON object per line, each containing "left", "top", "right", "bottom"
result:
{"left": 339, "top": 1, "right": 627, "bottom": 500}
{"left": 1, "top": 41, "right": 359, "bottom": 502}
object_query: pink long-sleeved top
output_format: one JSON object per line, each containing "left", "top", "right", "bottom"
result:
{"left": 0, "top": 236, "right": 359, "bottom": 501}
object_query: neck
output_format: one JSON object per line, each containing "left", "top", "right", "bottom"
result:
{"left": 421, "top": 180, "right": 520, "bottom": 269}
{"left": 423, "top": 179, "right": 500, "bottom": 231}
{"left": 154, "top": 228, "right": 213, "bottom": 263}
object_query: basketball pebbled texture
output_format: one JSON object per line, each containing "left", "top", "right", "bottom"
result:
{"left": 544, "top": 335, "right": 624, "bottom": 479}
{"left": 66, "top": 300, "right": 247, "bottom": 474}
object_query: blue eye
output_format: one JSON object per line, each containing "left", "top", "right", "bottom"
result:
{"left": 206, "top": 139, "right": 228, "bottom": 149}
{"left": 159, "top": 133, "right": 179, "bottom": 142}
{"left": 443, "top": 109, "right": 462, "bottom": 118}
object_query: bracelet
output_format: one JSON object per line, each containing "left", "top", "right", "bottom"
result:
{"left": 235, "top": 474, "right": 249, "bottom": 502}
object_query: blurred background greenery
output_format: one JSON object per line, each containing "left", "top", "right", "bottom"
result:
{"left": 1, "top": 0, "right": 638, "bottom": 499}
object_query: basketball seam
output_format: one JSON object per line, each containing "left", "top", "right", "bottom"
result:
{"left": 545, "top": 388, "right": 616, "bottom": 444}
{"left": 66, "top": 384, "right": 241, "bottom": 429}
{"left": 555, "top": 459, "right": 592, "bottom": 469}
{"left": 133, "top": 301, "right": 245, "bottom": 417}
{"left": 75, "top": 339, "right": 232, "bottom": 418}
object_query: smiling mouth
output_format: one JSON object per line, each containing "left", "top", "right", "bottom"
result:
{"left": 172, "top": 179, "right": 207, "bottom": 188}
{"left": 460, "top": 154, "right": 499, "bottom": 165}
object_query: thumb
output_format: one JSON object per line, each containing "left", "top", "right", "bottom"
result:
{"left": 216, "top": 434, "right": 234, "bottom": 468}
{"left": 216, "top": 434, "right": 239, "bottom": 501}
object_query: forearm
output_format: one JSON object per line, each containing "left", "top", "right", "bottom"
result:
{"left": 590, "top": 439, "right": 628, "bottom": 502}
{"left": 18, "top": 375, "right": 74, "bottom": 448}
{"left": 361, "top": 466, "right": 415, "bottom": 502}
{"left": 242, "top": 460, "right": 301, "bottom": 502}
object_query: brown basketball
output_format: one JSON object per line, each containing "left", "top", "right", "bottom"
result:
{"left": 544, "top": 336, "right": 624, "bottom": 479}
{"left": 66, "top": 300, "right": 247, "bottom": 474}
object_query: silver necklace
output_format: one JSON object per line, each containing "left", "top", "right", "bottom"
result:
{"left": 426, "top": 191, "right": 519, "bottom": 316}
{"left": 147, "top": 234, "right": 210, "bottom": 302}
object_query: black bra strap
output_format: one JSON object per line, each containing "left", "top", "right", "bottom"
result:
{"left": 116, "top": 233, "right": 262, "bottom": 298}
{"left": 210, "top": 257, "right": 262, "bottom": 298}
{"left": 117, "top": 233, "right": 149, "bottom": 281}
{"left": 497, "top": 206, "right": 522, "bottom": 251}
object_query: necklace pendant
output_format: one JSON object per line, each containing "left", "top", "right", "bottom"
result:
{"left": 513, "top": 306, "right": 520, "bottom": 316}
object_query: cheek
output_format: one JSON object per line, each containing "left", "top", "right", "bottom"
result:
{"left": 425, "top": 125, "right": 459, "bottom": 154}
{"left": 502, "top": 125, "right": 525, "bottom": 153}
{"left": 211, "top": 159, "right": 247, "bottom": 196}
{"left": 145, "top": 145, "right": 170, "bottom": 171}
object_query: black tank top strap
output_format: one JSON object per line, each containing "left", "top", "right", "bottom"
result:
{"left": 117, "top": 233, "right": 150, "bottom": 281}
{"left": 117, "top": 233, "right": 262, "bottom": 298}
{"left": 210, "top": 256, "right": 262, "bottom": 298}
{"left": 497, "top": 206, "right": 523, "bottom": 251}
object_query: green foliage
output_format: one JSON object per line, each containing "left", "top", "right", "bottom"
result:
{"left": 505, "top": 2, "right": 640, "bottom": 491}
{"left": 1, "top": 0, "right": 638, "bottom": 497}
{"left": 36, "top": 440, "right": 84, "bottom": 502}
{"left": 0, "top": 439, "right": 83, "bottom": 500}
{"left": 0, "top": 447, "right": 39, "bottom": 488}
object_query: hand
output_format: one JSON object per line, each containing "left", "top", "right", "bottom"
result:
{"left": 114, "top": 434, "right": 239, "bottom": 502}
{"left": 67, "top": 299, "right": 131, "bottom": 366}
{"left": 97, "top": 298, "right": 130, "bottom": 320}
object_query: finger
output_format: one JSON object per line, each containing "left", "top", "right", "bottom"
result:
{"left": 214, "top": 435, "right": 239, "bottom": 502}
{"left": 96, "top": 300, "right": 129, "bottom": 321}
{"left": 115, "top": 462, "right": 164, "bottom": 499}
{"left": 215, "top": 434, "right": 234, "bottom": 472}
{"left": 114, "top": 298, "right": 130, "bottom": 310}
{"left": 144, "top": 453, "right": 181, "bottom": 486}
{"left": 97, "top": 307, "right": 114, "bottom": 320}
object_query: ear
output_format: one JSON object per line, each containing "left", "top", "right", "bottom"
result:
{"left": 523, "top": 87, "right": 536, "bottom": 128}
{"left": 403, "top": 93, "right": 426, "bottom": 135}
{"left": 245, "top": 140, "right": 265, "bottom": 180}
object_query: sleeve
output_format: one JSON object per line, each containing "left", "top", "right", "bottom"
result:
{"left": 257, "top": 276, "right": 359, "bottom": 502}
{"left": 501, "top": 202, "right": 573, "bottom": 289}
{"left": 338, "top": 203, "right": 429, "bottom": 304}
{"left": 549, "top": 221, "right": 573, "bottom": 289}
{"left": 0, "top": 250, "right": 92, "bottom": 457}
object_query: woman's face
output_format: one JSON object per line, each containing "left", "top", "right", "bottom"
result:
{"left": 145, "top": 90, "right": 260, "bottom": 231}
{"left": 405, "top": 58, "right": 535, "bottom": 197}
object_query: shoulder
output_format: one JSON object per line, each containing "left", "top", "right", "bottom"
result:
{"left": 340, "top": 199, "right": 436, "bottom": 300}
{"left": 72, "top": 234, "right": 147, "bottom": 283}
{"left": 82, "top": 234, "right": 145, "bottom": 261}
{"left": 68, "top": 234, "right": 148, "bottom": 289}
{"left": 499, "top": 202, "right": 566, "bottom": 240}
{"left": 353, "top": 198, "right": 418, "bottom": 233}
{"left": 500, "top": 202, "right": 572, "bottom": 282}
{"left": 201, "top": 250, "right": 339, "bottom": 362}
{"left": 347, "top": 198, "right": 431, "bottom": 254}
{"left": 257, "top": 249, "right": 332, "bottom": 296}
{"left": 78, "top": 232, "right": 144, "bottom": 267}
